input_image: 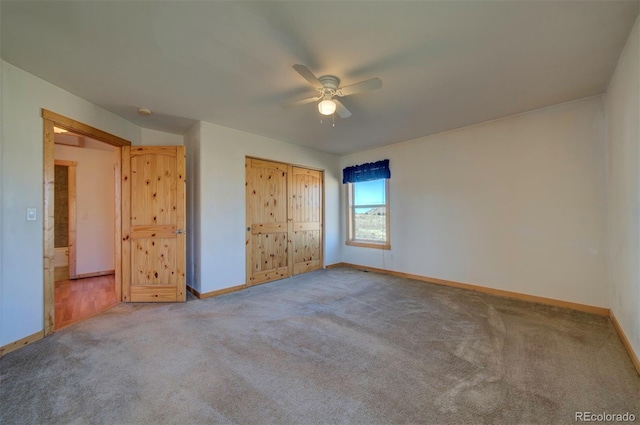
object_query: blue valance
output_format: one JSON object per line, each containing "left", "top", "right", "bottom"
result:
{"left": 342, "top": 159, "right": 390, "bottom": 184}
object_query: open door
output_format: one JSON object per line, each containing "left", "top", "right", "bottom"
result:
{"left": 122, "top": 146, "right": 186, "bottom": 302}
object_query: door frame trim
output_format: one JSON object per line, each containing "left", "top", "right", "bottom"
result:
{"left": 42, "top": 109, "right": 131, "bottom": 336}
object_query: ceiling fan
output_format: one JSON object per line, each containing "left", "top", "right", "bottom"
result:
{"left": 283, "top": 64, "right": 383, "bottom": 118}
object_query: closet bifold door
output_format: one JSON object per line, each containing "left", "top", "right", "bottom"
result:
{"left": 290, "top": 167, "right": 323, "bottom": 275}
{"left": 245, "top": 158, "right": 291, "bottom": 286}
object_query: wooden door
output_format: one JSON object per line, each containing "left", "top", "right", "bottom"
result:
{"left": 122, "top": 146, "right": 186, "bottom": 302}
{"left": 245, "top": 158, "right": 324, "bottom": 286}
{"left": 245, "top": 158, "right": 291, "bottom": 286}
{"left": 291, "top": 167, "right": 323, "bottom": 274}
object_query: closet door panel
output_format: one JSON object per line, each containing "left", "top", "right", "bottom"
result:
{"left": 290, "top": 167, "right": 323, "bottom": 275}
{"left": 245, "top": 158, "right": 291, "bottom": 286}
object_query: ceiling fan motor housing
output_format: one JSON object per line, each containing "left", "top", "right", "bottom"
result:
{"left": 319, "top": 75, "right": 340, "bottom": 90}
{"left": 318, "top": 75, "right": 340, "bottom": 98}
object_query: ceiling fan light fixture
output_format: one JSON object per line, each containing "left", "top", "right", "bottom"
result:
{"left": 288, "top": 65, "right": 381, "bottom": 119}
{"left": 318, "top": 99, "right": 336, "bottom": 116}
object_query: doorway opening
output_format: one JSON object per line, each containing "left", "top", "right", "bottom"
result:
{"left": 53, "top": 134, "right": 118, "bottom": 329}
{"left": 42, "top": 109, "right": 131, "bottom": 335}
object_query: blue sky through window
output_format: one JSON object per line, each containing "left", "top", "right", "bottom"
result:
{"left": 354, "top": 179, "right": 385, "bottom": 205}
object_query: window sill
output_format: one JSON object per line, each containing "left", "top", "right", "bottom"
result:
{"left": 346, "top": 240, "right": 390, "bottom": 250}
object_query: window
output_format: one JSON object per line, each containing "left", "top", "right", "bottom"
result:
{"left": 343, "top": 159, "right": 391, "bottom": 249}
{"left": 346, "top": 178, "right": 390, "bottom": 249}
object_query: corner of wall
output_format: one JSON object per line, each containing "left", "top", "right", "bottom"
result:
{"left": 605, "top": 13, "right": 640, "bottom": 368}
{"left": 0, "top": 59, "right": 5, "bottom": 348}
{"left": 183, "top": 121, "right": 202, "bottom": 292}
{"left": 140, "top": 127, "right": 185, "bottom": 146}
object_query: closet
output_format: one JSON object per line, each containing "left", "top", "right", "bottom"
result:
{"left": 245, "top": 157, "right": 323, "bottom": 286}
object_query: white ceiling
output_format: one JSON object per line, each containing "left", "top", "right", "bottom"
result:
{"left": 2, "top": 1, "right": 638, "bottom": 155}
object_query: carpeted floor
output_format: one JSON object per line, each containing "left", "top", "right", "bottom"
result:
{"left": 1, "top": 267, "right": 638, "bottom": 424}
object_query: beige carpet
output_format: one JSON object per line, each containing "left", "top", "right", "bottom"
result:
{"left": 1, "top": 267, "right": 638, "bottom": 424}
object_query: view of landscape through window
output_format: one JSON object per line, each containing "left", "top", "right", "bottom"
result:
{"left": 353, "top": 179, "right": 387, "bottom": 241}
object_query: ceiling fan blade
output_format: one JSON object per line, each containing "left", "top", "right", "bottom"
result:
{"left": 293, "top": 64, "right": 322, "bottom": 88}
{"left": 333, "top": 98, "right": 352, "bottom": 118}
{"left": 282, "top": 96, "right": 321, "bottom": 108}
{"left": 338, "top": 78, "right": 383, "bottom": 97}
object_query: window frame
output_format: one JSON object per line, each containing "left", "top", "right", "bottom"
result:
{"left": 345, "top": 178, "right": 390, "bottom": 250}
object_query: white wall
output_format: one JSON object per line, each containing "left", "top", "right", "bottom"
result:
{"left": 0, "top": 10, "right": 4, "bottom": 345}
{"left": 606, "top": 16, "right": 640, "bottom": 360}
{"left": 184, "top": 122, "right": 201, "bottom": 292}
{"left": 193, "top": 121, "right": 340, "bottom": 294}
{"left": 55, "top": 142, "right": 116, "bottom": 275}
{"left": 341, "top": 96, "right": 608, "bottom": 308}
{"left": 0, "top": 62, "right": 140, "bottom": 346}
{"left": 140, "top": 127, "right": 184, "bottom": 146}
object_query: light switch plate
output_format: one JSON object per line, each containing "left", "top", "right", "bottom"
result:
{"left": 27, "top": 208, "right": 37, "bottom": 221}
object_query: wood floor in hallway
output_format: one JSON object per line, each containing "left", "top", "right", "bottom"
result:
{"left": 54, "top": 275, "right": 118, "bottom": 330}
